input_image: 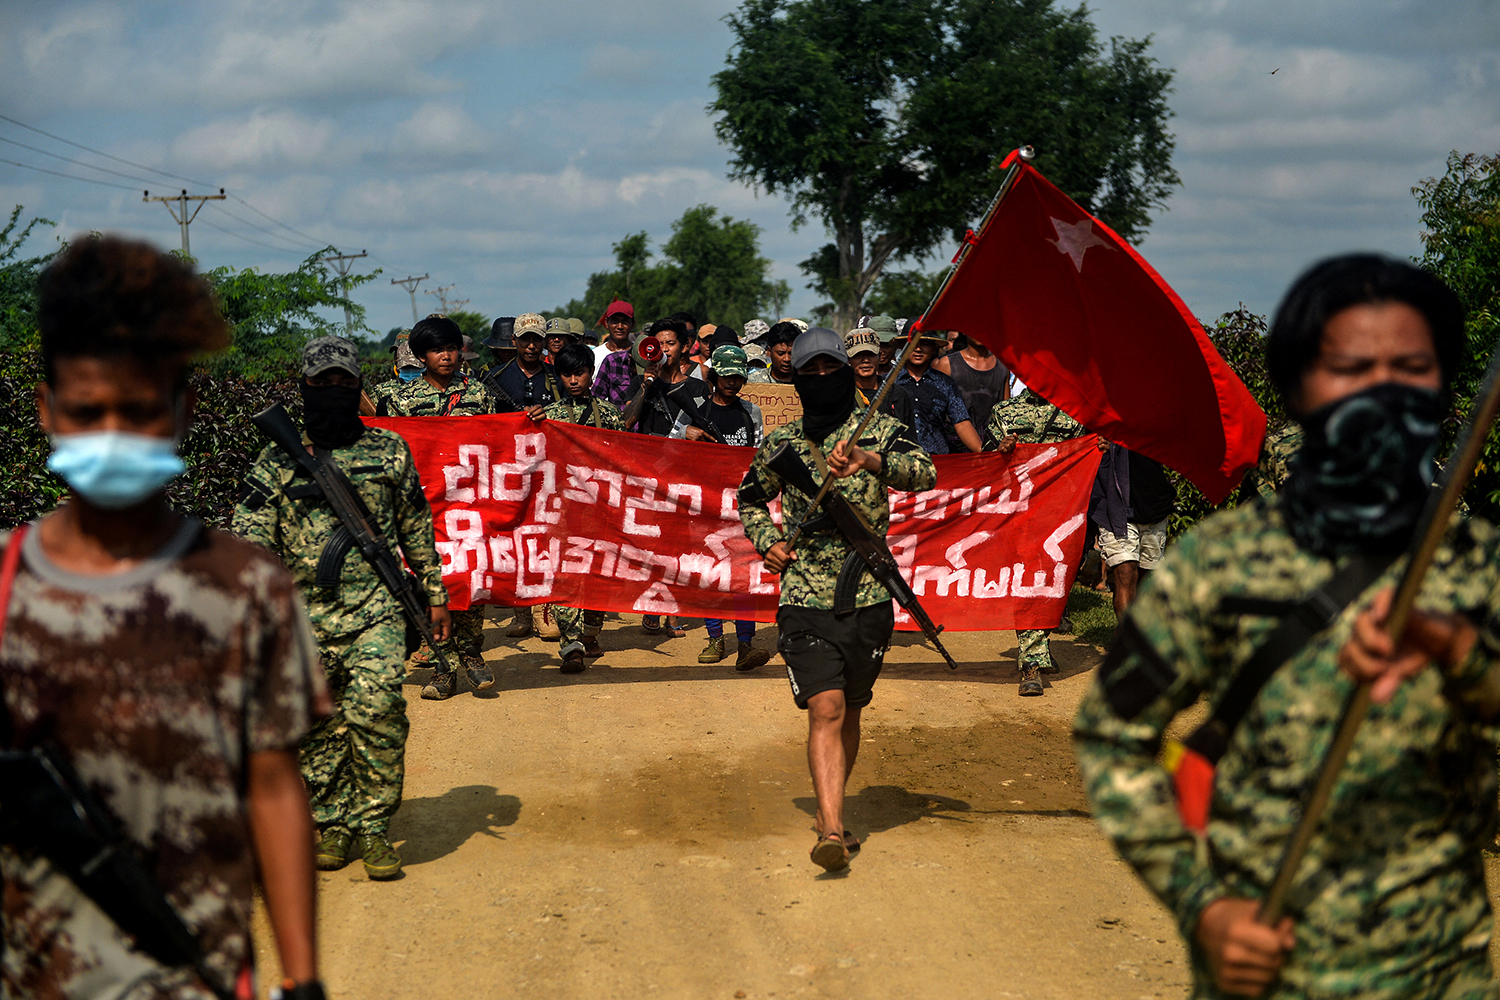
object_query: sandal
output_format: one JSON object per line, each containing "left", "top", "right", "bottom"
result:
{"left": 843, "top": 831, "right": 860, "bottom": 853}
{"left": 810, "top": 832, "right": 849, "bottom": 872}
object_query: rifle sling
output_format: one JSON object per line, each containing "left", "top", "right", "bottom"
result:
{"left": 1182, "top": 551, "right": 1399, "bottom": 763}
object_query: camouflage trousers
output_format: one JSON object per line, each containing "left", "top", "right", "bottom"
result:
{"left": 1017, "top": 628, "right": 1054, "bottom": 672}
{"left": 556, "top": 606, "right": 604, "bottom": 644}
{"left": 441, "top": 607, "right": 485, "bottom": 658}
{"left": 301, "top": 615, "right": 409, "bottom": 836}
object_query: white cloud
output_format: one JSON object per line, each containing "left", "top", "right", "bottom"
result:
{"left": 171, "top": 111, "right": 342, "bottom": 172}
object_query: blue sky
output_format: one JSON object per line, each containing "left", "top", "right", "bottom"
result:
{"left": 1, "top": 0, "right": 1496, "bottom": 335}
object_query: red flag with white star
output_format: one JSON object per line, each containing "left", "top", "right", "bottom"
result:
{"left": 920, "top": 151, "right": 1266, "bottom": 505}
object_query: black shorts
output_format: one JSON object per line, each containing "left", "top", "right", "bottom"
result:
{"left": 776, "top": 603, "right": 895, "bottom": 710}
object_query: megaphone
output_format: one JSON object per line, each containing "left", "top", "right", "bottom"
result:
{"left": 631, "top": 335, "right": 664, "bottom": 371}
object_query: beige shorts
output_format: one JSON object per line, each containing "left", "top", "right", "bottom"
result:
{"left": 1098, "top": 518, "right": 1168, "bottom": 570}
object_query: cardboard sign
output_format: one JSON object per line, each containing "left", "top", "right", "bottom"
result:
{"left": 739, "top": 382, "right": 801, "bottom": 434}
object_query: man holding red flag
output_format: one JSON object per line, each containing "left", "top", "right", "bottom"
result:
{"left": 921, "top": 150, "right": 1265, "bottom": 505}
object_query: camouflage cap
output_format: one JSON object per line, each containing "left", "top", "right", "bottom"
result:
{"left": 743, "top": 318, "right": 770, "bottom": 342}
{"left": 845, "top": 328, "right": 880, "bottom": 357}
{"left": 514, "top": 312, "right": 546, "bottom": 337}
{"left": 778, "top": 317, "right": 809, "bottom": 334}
{"left": 710, "top": 344, "right": 749, "bottom": 378}
{"left": 394, "top": 339, "right": 421, "bottom": 370}
{"left": 743, "top": 343, "right": 768, "bottom": 367}
{"left": 303, "top": 335, "right": 361, "bottom": 378}
{"left": 545, "top": 317, "right": 572, "bottom": 339}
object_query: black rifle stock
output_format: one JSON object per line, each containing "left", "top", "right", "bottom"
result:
{"left": 766, "top": 443, "right": 958, "bottom": 669}
{"left": 0, "top": 743, "right": 233, "bottom": 1000}
{"left": 252, "top": 404, "right": 454, "bottom": 682}
{"left": 664, "top": 382, "right": 726, "bottom": 444}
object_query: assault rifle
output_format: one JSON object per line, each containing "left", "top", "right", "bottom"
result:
{"left": 766, "top": 443, "right": 958, "bottom": 669}
{"left": 0, "top": 740, "right": 234, "bottom": 1000}
{"left": 664, "top": 381, "right": 727, "bottom": 444}
{"left": 252, "top": 404, "right": 459, "bottom": 700}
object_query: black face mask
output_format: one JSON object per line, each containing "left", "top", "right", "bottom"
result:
{"left": 301, "top": 382, "right": 366, "bottom": 450}
{"left": 794, "top": 364, "right": 857, "bottom": 443}
{"left": 1281, "top": 381, "right": 1443, "bottom": 557}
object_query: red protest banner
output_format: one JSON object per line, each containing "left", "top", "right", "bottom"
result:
{"left": 367, "top": 415, "right": 1102, "bottom": 631}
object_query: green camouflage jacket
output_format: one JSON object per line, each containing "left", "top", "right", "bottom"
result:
{"left": 739, "top": 408, "right": 935, "bottom": 609}
{"left": 543, "top": 393, "right": 627, "bottom": 431}
{"left": 376, "top": 372, "right": 494, "bottom": 417}
{"left": 232, "top": 427, "right": 448, "bottom": 638}
{"left": 1074, "top": 496, "right": 1500, "bottom": 998}
{"left": 366, "top": 377, "right": 408, "bottom": 411}
{"left": 986, "top": 389, "right": 1088, "bottom": 446}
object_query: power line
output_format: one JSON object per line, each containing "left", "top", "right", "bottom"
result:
{"left": 195, "top": 215, "right": 305, "bottom": 254}
{"left": 226, "top": 193, "right": 328, "bottom": 248}
{"left": 0, "top": 134, "right": 160, "bottom": 186}
{"left": 205, "top": 202, "right": 324, "bottom": 253}
{"left": 0, "top": 156, "right": 137, "bottom": 190}
{"left": 0, "top": 112, "right": 211, "bottom": 187}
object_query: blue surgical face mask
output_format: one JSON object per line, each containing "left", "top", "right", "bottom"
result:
{"left": 397, "top": 367, "right": 423, "bottom": 382}
{"left": 46, "top": 430, "right": 186, "bottom": 510}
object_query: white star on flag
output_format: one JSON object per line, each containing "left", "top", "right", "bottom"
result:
{"left": 1048, "top": 217, "right": 1110, "bottom": 272}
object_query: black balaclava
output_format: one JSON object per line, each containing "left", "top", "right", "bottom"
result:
{"left": 1281, "top": 381, "right": 1443, "bottom": 557}
{"left": 795, "top": 361, "right": 858, "bottom": 443}
{"left": 301, "top": 381, "right": 366, "bottom": 450}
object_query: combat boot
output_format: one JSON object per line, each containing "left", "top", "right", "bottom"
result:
{"left": 560, "top": 640, "right": 586, "bottom": 674}
{"left": 420, "top": 666, "right": 457, "bottom": 700}
{"left": 505, "top": 609, "right": 533, "bottom": 638}
{"left": 315, "top": 828, "right": 352, "bottom": 871}
{"left": 735, "top": 644, "right": 771, "bottom": 672}
{"left": 357, "top": 833, "right": 402, "bottom": 881}
{"left": 533, "top": 604, "right": 560, "bottom": 640}
{"left": 698, "top": 636, "right": 726, "bottom": 663}
{"left": 463, "top": 653, "right": 494, "bottom": 691}
{"left": 1018, "top": 663, "right": 1044, "bottom": 697}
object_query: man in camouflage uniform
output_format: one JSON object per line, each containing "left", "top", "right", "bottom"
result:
{"left": 739, "top": 328, "right": 936, "bottom": 872}
{"left": 378, "top": 314, "right": 496, "bottom": 684}
{"left": 365, "top": 330, "right": 421, "bottom": 413}
{"left": 1075, "top": 254, "right": 1498, "bottom": 998}
{"left": 531, "top": 343, "right": 629, "bottom": 673}
{"left": 235, "top": 336, "right": 456, "bottom": 881}
{"left": 987, "top": 387, "right": 1094, "bottom": 695}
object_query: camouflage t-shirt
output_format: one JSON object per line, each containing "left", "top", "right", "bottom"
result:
{"left": 542, "top": 394, "right": 627, "bottom": 431}
{"left": 377, "top": 373, "right": 494, "bottom": 417}
{"left": 0, "top": 519, "right": 326, "bottom": 999}
{"left": 1074, "top": 497, "right": 1500, "bottom": 998}
{"left": 739, "top": 408, "right": 936, "bottom": 609}
{"left": 985, "top": 389, "right": 1088, "bottom": 447}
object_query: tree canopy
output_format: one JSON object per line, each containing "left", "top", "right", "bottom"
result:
{"left": 711, "top": 0, "right": 1180, "bottom": 329}
{"left": 1414, "top": 150, "right": 1500, "bottom": 514}
{"left": 553, "top": 204, "right": 789, "bottom": 328}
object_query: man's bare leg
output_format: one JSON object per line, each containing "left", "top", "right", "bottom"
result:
{"left": 1112, "top": 560, "right": 1141, "bottom": 619}
{"left": 807, "top": 689, "right": 863, "bottom": 841}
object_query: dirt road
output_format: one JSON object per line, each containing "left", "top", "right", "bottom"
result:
{"left": 256, "top": 611, "right": 1192, "bottom": 999}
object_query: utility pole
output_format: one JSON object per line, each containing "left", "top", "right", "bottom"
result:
{"left": 317, "top": 250, "right": 368, "bottom": 336}
{"left": 426, "top": 284, "right": 468, "bottom": 314}
{"left": 143, "top": 188, "right": 225, "bottom": 257}
{"left": 391, "top": 274, "right": 428, "bottom": 325}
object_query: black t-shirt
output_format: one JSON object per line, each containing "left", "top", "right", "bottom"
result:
{"left": 1128, "top": 451, "right": 1175, "bottom": 524}
{"left": 705, "top": 399, "right": 755, "bottom": 447}
{"left": 484, "top": 360, "right": 562, "bottom": 411}
{"left": 627, "top": 373, "right": 709, "bottom": 437}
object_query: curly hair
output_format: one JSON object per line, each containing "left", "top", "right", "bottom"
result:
{"left": 39, "top": 235, "right": 229, "bottom": 384}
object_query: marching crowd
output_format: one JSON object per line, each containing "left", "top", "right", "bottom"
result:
{"left": 11, "top": 231, "right": 1497, "bottom": 1000}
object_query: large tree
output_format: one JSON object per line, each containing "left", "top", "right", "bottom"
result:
{"left": 554, "top": 204, "right": 788, "bottom": 328}
{"left": 711, "top": 0, "right": 1180, "bottom": 329}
